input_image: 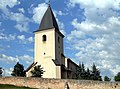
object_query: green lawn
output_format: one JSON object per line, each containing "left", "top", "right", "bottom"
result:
{"left": 0, "top": 84, "right": 37, "bottom": 89}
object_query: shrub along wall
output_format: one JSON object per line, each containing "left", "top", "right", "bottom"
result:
{"left": 0, "top": 77, "right": 120, "bottom": 89}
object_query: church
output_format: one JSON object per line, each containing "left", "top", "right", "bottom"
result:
{"left": 26, "top": 4, "right": 79, "bottom": 79}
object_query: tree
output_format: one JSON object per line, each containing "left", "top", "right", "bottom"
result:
{"left": 76, "top": 63, "right": 82, "bottom": 79}
{"left": 0, "top": 67, "right": 3, "bottom": 77}
{"left": 76, "top": 63, "right": 102, "bottom": 81}
{"left": 77, "top": 63, "right": 91, "bottom": 80}
{"left": 77, "top": 63, "right": 87, "bottom": 80}
{"left": 91, "top": 63, "right": 102, "bottom": 81}
{"left": 11, "top": 62, "right": 26, "bottom": 77}
{"left": 114, "top": 72, "right": 120, "bottom": 81}
{"left": 80, "top": 63, "right": 86, "bottom": 79}
{"left": 104, "top": 76, "right": 111, "bottom": 81}
{"left": 85, "top": 68, "right": 91, "bottom": 80}
{"left": 31, "top": 65, "right": 44, "bottom": 77}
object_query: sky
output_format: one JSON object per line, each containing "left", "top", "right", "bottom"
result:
{"left": 0, "top": 0, "right": 120, "bottom": 79}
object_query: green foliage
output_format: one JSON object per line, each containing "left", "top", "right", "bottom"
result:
{"left": 104, "top": 76, "right": 111, "bottom": 81}
{"left": 77, "top": 63, "right": 87, "bottom": 80}
{"left": 114, "top": 72, "right": 120, "bottom": 81}
{"left": 76, "top": 63, "right": 82, "bottom": 79}
{"left": 81, "top": 63, "right": 86, "bottom": 79}
{"left": 85, "top": 68, "right": 91, "bottom": 80}
{"left": 31, "top": 65, "right": 44, "bottom": 77}
{"left": 91, "top": 63, "right": 102, "bottom": 81}
{"left": 76, "top": 63, "right": 102, "bottom": 81}
{"left": 0, "top": 67, "right": 3, "bottom": 77}
{"left": 11, "top": 62, "right": 26, "bottom": 77}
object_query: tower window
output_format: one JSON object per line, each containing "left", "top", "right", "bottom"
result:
{"left": 58, "top": 37, "right": 60, "bottom": 43}
{"left": 43, "top": 35, "right": 47, "bottom": 41}
{"left": 44, "top": 53, "right": 46, "bottom": 55}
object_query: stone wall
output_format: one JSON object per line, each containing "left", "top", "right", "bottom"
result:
{"left": 0, "top": 77, "right": 120, "bottom": 89}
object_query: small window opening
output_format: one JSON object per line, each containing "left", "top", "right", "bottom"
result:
{"left": 43, "top": 35, "right": 47, "bottom": 41}
{"left": 58, "top": 37, "right": 60, "bottom": 43}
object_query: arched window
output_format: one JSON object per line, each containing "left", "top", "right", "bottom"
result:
{"left": 43, "top": 35, "right": 47, "bottom": 41}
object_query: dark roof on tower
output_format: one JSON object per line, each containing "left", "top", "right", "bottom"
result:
{"left": 34, "top": 5, "right": 64, "bottom": 38}
{"left": 38, "top": 5, "right": 59, "bottom": 31}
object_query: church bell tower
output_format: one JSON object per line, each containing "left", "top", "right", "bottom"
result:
{"left": 34, "top": 5, "right": 64, "bottom": 78}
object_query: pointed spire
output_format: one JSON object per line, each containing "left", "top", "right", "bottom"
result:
{"left": 38, "top": 1, "right": 59, "bottom": 31}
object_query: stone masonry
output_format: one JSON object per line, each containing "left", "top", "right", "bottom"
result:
{"left": 0, "top": 77, "right": 120, "bottom": 89}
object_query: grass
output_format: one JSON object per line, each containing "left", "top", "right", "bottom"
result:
{"left": 0, "top": 84, "right": 37, "bottom": 89}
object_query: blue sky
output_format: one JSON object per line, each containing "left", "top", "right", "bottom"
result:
{"left": 0, "top": 0, "right": 120, "bottom": 79}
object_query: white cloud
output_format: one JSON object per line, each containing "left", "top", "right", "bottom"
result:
{"left": 45, "top": 0, "right": 50, "bottom": 3}
{"left": 55, "top": 10, "right": 68, "bottom": 16}
{"left": 19, "top": 55, "right": 33, "bottom": 61}
{"left": 0, "top": 54, "right": 33, "bottom": 74}
{"left": 56, "top": 18, "right": 65, "bottom": 30}
{"left": 0, "top": 45, "right": 10, "bottom": 52}
{"left": 18, "top": 8, "right": 25, "bottom": 13}
{"left": 67, "top": 30, "right": 85, "bottom": 41}
{"left": 32, "top": 3, "right": 48, "bottom": 24}
{"left": 0, "top": 54, "right": 33, "bottom": 76}
{"left": 28, "top": 37, "right": 34, "bottom": 43}
{"left": 14, "top": 23, "right": 29, "bottom": 32}
{"left": 0, "top": 22, "right": 2, "bottom": 26}
{"left": 0, "top": 33, "right": 16, "bottom": 41}
{"left": 67, "top": 0, "right": 120, "bottom": 77}
{"left": 0, "top": 0, "right": 20, "bottom": 8}
{"left": 17, "top": 35, "right": 34, "bottom": 44}
{"left": 17, "top": 35, "right": 25, "bottom": 41}
{"left": 0, "top": 54, "right": 19, "bottom": 64}
{"left": 69, "top": 0, "right": 120, "bottom": 10}
{"left": 69, "top": 0, "right": 120, "bottom": 24}
{"left": 68, "top": 17, "right": 120, "bottom": 77}
{"left": 0, "top": 1, "right": 30, "bottom": 32}
{"left": 18, "top": 55, "right": 33, "bottom": 64}
{"left": 8, "top": 34, "right": 16, "bottom": 40}
{"left": 5, "top": 68, "right": 13, "bottom": 76}
{"left": 0, "top": 0, "right": 20, "bottom": 14}
{"left": 27, "top": 49, "right": 34, "bottom": 52}
{"left": 10, "top": 12, "right": 30, "bottom": 32}
{"left": 110, "top": 65, "right": 120, "bottom": 75}
{"left": 10, "top": 12, "right": 29, "bottom": 22}
{"left": 57, "top": 11, "right": 64, "bottom": 16}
